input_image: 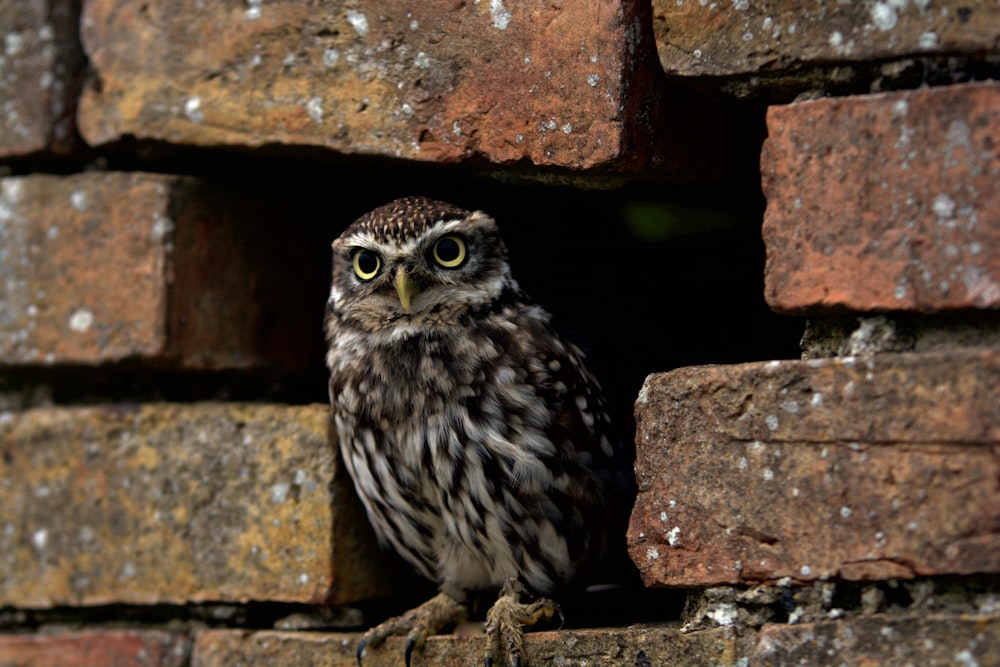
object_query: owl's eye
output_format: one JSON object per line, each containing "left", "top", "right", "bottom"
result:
{"left": 351, "top": 248, "right": 381, "bottom": 281}
{"left": 431, "top": 235, "right": 467, "bottom": 269}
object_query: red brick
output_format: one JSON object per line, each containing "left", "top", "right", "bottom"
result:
{"left": 0, "top": 0, "right": 86, "bottom": 158}
{"left": 0, "top": 172, "right": 324, "bottom": 368}
{"left": 628, "top": 349, "right": 1000, "bottom": 588}
{"left": 0, "top": 403, "right": 405, "bottom": 607}
{"left": 0, "top": 631, "right": 188, "bottom": 667}
{"left": 762, "top": 82, "right": 1000, "bottom": 314}
{"left": 77, "top": 0, "right": 727, "bottom": 178}
{"left": 192, "top": 626, "right": 747, "bottom": 667}
{"left": 653, "top": 0, "right": 1000, "bottom": 78}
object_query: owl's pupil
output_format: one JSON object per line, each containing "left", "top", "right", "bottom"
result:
{"left": 356, "top": 251, "right": 378, "bottom": 275}
{"left": 436, "top": 238, "right": 460, "bottom": 262}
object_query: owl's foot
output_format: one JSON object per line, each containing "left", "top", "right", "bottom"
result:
{"left": 483, "top": 578, "right": 562, "bottom": 667}
{"left": 356, "top": 590, "right": 466, "bottom": 667}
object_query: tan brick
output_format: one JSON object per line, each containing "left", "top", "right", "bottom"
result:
{"left": 77, "top": 0, "right": 726, "bottom": 178}
{"left": 0, "top": 403, "right": 405, "bottom": 607}
{"left": 628, "top": 349, "right": 1000, "bottom": 588}
{"left": 0, "top": 172, "right": 325, "bottom": 368}
{"left": 762, "top": 82, "right": 1000, "bottom": 314}
{"left": 192, "top": 626, "right": 748, "bottom": 667}
{"left": 0, "top": 630, "right": 188, "bottom": 667}
{"left": 753, "top": 613, "right": 1000, "bottom": 667}
{"left": 0, "top": 0, "right": 86, "bottom": 158}
{"left": 653, "top": 0, "right": 1000, "bottom": 78}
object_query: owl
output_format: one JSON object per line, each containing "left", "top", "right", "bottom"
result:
{"left": 325, "top": 197, "right": 632, "bottom": 666}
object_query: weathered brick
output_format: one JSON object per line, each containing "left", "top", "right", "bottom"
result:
{"left": 762, "top": 82, "right": 1000, "bottom": 314}
{"left": 0, "top": 0, "right": 86, "bottom": 158}
{"left": 192, "top": 626, "right": 748, "bottom": 667}
{"left": 0, "top": 630, "right": 189, "bottom": 667}
{"left": 628, "top": 349, "right": 1000, "bottom": 588}
{"left": 0, "top": 172, "right": 325, "bottom": 368}
{"left": 77, "top": 0, "right": 726, "bottom": 177}
{"left": 752, "top": 613, "right": 1000, "bottom": 667}
{"left": 653, "top": 0, "right": 1000, "bottom": 78}
{"left": 0, "top": 403, "right": 405, "bottom": 607}
{"left": 192, "top": 613, "right": 1000, "bottom": 666}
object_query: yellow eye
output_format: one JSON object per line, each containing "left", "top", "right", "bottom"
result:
{"left": 431, "top": 235, "right": 466, "bottom": 268}
{"left": 351, "top": 248, "right": 381, "bottom": 281}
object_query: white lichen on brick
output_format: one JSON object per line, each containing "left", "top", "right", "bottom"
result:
{"left": 184, "top": 96, "right": 204, "bottom": 124}
{"left": 489, "top": 0, "right": 512, "bottom": 30}
{"left": 706, "top": 602, "right": 738, "bottom": 626}
{"left": 245, "top": 0, "right": 262, "bottom": 20}
{"left": 271, "top": 482, "right": 291, "bottom": 503}
{"left": 918, "top": 31, "right": 939, "bottom": 49}
{"left": 69, "top": 189, "right": 88, "bottom": 212}
{"left": 870, "top": 2, "right": 898, "bottom": 31}
{"left": 346, "top": 10, "right": 369, "bottom": 37}
{"left": 933, "top": 193, "right": 956, "bottom": 219}
{"left": 31, "top": 528, "right": 47, "bottom": 551}
{"left": 68, "top": 308, "right": 94, "bottom": 333}
{"left": 667, "top": 527, "right": 682, "bottom": 547}
{"left": 306, "top": 97, "right": 323, "bottom": 122}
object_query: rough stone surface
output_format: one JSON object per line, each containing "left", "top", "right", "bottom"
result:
{"left": 752, "top": 612, "right": 1000, "bottom": 666}
{"left": 653, "top": 0, "right": 1000, "bottom": 78}
{"left": 0, "top": 631, "right": 189, "bottom": 667}
{"left": 77, "top": 0, "right": 727, "bottom": 178}
{"left": 0, "top": 0, "right": 86, "bottom": 158}
{"left": 629, "top": 349, "right": 1000, "bottom": 588}
{"left": 192, "top": 626, "right": 747, "bottom": 667}
{"left": 762, "top": 82, "right": 1000, "bottom": 314}
{"left": 0, "top": 172, "right": 326, "bottom": 368}
{"left": 192, "top": 612, "right": 1000, "bottom": 667}
{"left": 0, "top": 403, "right": 402, "bottom": 607}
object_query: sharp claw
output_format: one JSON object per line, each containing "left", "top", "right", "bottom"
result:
{"left": 356, "top": 637, "right": 368, "bottom": 667}
{"left": 484, "top": 657, "right": 494, "bottom": 667}
{"left": 405, "top": 638, "right": 416, "bottom": 667}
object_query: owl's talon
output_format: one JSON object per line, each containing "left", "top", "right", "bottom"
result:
{"left": 483, "top": 578, "right": 559, "bottom": 667}
{"left": 355, "top": 636, "right": 368, "bottom": 666}
{"left": 404, "top": 638, "right": 416, "bottom": 667}
{"left": 354, "top": 591, "right": 465, "bottom": 665}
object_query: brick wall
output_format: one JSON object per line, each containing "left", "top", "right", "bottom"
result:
{"left": 1, "top": 1, "right": 997, "bottom": 665}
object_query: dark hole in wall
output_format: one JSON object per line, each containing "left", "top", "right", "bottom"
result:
{"left": 5, "top": 144, "right": 804, "bottom": 436}
{"left": 110, "top": 140, "right": 803, "bottom": 436}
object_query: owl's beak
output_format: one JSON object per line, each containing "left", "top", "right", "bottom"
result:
{"left": 394, "top": 268, "right": 417, "bottom": 313}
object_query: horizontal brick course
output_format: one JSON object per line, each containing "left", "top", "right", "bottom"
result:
{"left": 192, "top": 626, "right": 748, "bottom": 667}
{"left": 0, "top": 630, "right": 189, "bottom": 667}
{"left": 628, "top": 349, "right": 1000, "bottom": 587}
{"left": 0, "top": 172, "right": 326, "bottom": 368}
{"left": 752, "top": 612, "right": 1000, "bottom": 666}
{"left": 0, "top": 403, "right": 403, "bottom": 608}
{"left": 762, "top": 82, "right": 1000, "bottom": 314}
{"left": 653, "top": 0, "right": 1000, "bottom": 78}
{"left": 77, "top": 0, "right": 730, "bottom": 177}
{"left": 192, "top": 614, "right": 1000, "bottom": 666}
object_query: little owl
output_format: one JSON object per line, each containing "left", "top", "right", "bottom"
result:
{"left": 325, "top": 196, "right": 633, "bottom": 666}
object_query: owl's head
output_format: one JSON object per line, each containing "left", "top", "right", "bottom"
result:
{"left": 328, "top": 197, "right": 517, "bottom": 332}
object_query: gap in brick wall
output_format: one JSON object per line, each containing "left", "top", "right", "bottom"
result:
{"left": 3, "top": 141, "right": 804, "bottom": 436}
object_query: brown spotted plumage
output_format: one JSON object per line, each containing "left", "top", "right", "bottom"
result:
{"left": 324, "top": 197, "right": 632, "bottom": 666}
